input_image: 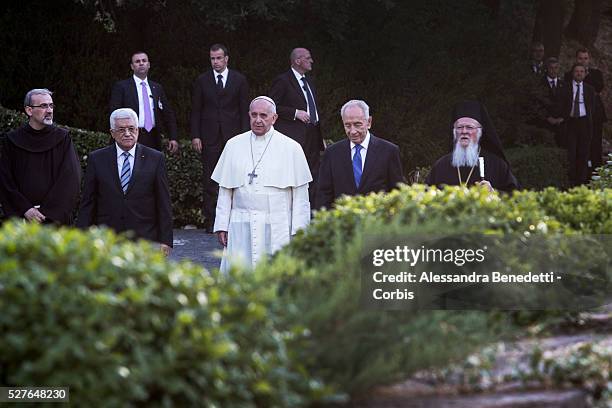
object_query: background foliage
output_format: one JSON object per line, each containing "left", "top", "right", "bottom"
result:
{"left": 0, "top": 0, "right": 556, "bottom": 177}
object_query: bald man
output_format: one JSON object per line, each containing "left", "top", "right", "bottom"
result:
{"left": 270, "top": 48, "right": 324, "bottom": 204}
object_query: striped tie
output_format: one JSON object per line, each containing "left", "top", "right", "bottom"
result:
{"left": 120, "top": 151, "right": 131, "bottom": 193}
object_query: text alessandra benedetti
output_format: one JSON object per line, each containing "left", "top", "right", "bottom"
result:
{"left": 373, "top": 271, "right": 559, "bottom": 283}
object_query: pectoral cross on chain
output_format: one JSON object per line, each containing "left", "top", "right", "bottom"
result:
{"left": 248, "top": 171, "right": 258, "bottom": 184}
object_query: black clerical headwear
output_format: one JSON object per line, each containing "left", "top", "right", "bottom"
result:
{"left": 450, "top": 100, "right": 508, "bottom": 163}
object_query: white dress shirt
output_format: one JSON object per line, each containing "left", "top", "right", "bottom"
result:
{"left": 133, "top": 75, "right": 156, "bottom": 128}
{"left": 572, "top": 80, "right": 587, "bottom": 117}
{"left": 116, "top": 143, "right": 137, "bottom": 179}
{"left": 213, "top": 67, "right": 229, "bottom": 88}
{"left": 291, "top": 67, "right": 318, "bottom": 122}
{"left": 350, "top": 131, "right": 371, "bottom": 171}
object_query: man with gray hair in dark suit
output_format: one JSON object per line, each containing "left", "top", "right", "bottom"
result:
{"left": 77, "top": 108, "right": 173, "bottom": 256}
{"left": 316, "top": 99, "right": 404, "bottom": 210}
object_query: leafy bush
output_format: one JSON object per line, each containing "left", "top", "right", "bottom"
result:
{"left": 0, "top": 221, "right": 326, "bottom": 407}
{"left": 506, "top": 145, "right": 570, "bottom": 190}
{"left": 1, "top": 184, "right": 609, "bottom": 404}
{"left": 0, "top": 107, "right": 204, "bottom": 226}
{"left": 287, "top": 184, "right": 610, "bottom": 268}
{"left": 527, "top": 341, "right": 611, "bottom": 407}
{"left": 264, "top": 229, "right": 513, "bottom": 395}
{"left": 420, "top": 338, "right": 611, "bottom": 406}
{"left": 590, "top": 153, "right": 612, "bottom": 190}
{"left": 267, "top": 184, "right": 611, "bottom": 395}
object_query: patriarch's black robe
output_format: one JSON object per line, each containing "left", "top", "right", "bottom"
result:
{"left": 426, "top": 150, "right": 518, "bottom": 192}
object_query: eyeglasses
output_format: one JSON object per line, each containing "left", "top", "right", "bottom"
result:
{"left": 454, "top": 125, "right": 481, "bottom": 131}
{"left": 112, "top": 126, "right": 137, "bottom": 134}
{"left": 29, "top": 103, "right": 54, "bottom": 110}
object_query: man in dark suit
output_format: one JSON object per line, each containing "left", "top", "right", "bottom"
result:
{"left": 190, "top": 43, "right": 249, "bottom": 232}
{"left": 564, "top": 48, "right": 608, "bottom": 169}
{"left": 529, "top": 42, "right": 546, "bottom": 76}
{"left": 77, "top": 108, "right": 173, "bottom": 256}
{"left": 109, "top": 51, "right": 179, "bottom": 153}
{"left": 270, "top": 47, "right": 325, "bottom": 204}
{"left": 540, "top": 57, "right": 566, "bottom": 147}
{"left": 315, "top": 99, "right": 404, "bottom": 210}
{"left": 558, "top": 63, "right": 596, "bottom": 186}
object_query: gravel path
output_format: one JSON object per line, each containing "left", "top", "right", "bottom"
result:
{"left": 169, "top": 229, "right": 222, "bottom": 271}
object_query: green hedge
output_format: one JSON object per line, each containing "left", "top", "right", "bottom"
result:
{"left": 287, "top": 184, "right": 610, "bottom": 268}
{"left": 0, "top": 107, "right": 204, "bottom": 226}
{"left": 265, "top": 184, "right": 611, "bottom": 395}
{"left": 506, "top": 145, "right": 570, "bottom": 190}
{"left": 591, "top": 153, "right": 612, "bottom": 190}
{"left": 0, "top": 221, "right": 329, "bottom": 406}
{"left": 1, "top": 184, "right": 610, "bottom": 404}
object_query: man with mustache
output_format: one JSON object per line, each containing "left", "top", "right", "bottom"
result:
{"left": 426, "top": 100, "right": 518, "bottom": 192}
{"left": 77, "top": 108, "right": 173, "bottom": 256}
{"left": 0, "top": 88, "right": 81, "bottom": 225}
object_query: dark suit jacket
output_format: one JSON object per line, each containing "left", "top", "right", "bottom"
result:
{"left": 564, "top": 68, "right": 608, "bottom": 121}
{"left": 269, "top": 70, "right": 324, "bottom": 150}
{"left": 315, "top": 134, "right": 404, "bottom": 210}
{"left": 557, "top": 81, "right": 596, "bottom": 121}
{"left": 530, "top": 61, "right": 545, "bottom": 76}
{"left": 76, "top": 143, "right": 173, "bottom": 246}
{"left": 540, "top": 76, "right": 565, "bottom": 117}
{"left": 190, "top": 69, "right": 249, "bottom": 146}
{"left": 109, "top": 78, "right": 178, "bottom": 140}
{"left": 557, "top": 80, "right": 596, "bottom": 146}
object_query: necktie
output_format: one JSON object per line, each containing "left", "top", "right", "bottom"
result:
{"left": 572, "top": 83, "right": 581, "bottom": 118}
{"left": 301, "top": 77, "right": 318, "bottom": 123}
{"left": 550, "top": 80, "right": 555, "bottom": 88}
{"left": 141, "top": 82, "right": 153, "bottom": 132}
{"left": 353, "top": 144, "right": 363, "bottom": 188}
{"left": 217, "top": 74, "right": 223, "bottom": 90}
{"left": 120, "top": 151, "right": 131, "bottom": 193}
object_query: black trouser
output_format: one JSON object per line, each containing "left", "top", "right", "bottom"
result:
{"left": 303, "top": 123, "right": 322, "bottom": 205}
{"left": 138, "top": 128, "right": 162, "bottom": 151}
{"left": 566, "top": 117, "right": 591, "bottom": 186}
{"left": 201, "top": 125, "right": 225, "bottom": 229}
{"left": 590, "top": 118, "right": 604, "bottom": 170}
{"left": 202, "top": 146, "right": 223, "bottom": 229}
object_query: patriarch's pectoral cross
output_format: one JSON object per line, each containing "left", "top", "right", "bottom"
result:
{"left": 248, "top": 172, "right": 258, "bottom": 184}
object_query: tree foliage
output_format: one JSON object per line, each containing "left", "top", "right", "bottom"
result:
{"left": 2, "top": 0, "right": 549, "bottom": 174}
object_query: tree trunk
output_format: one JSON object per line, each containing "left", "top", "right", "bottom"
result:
{"left": 482, "top": 0, "right": 501, "bottom": 18}
{"left": 565, "top": 0, "right": 602, "bottom": 46}
{"left": 533, "top": 0, "right": 565, "bottom": 57}
{"left": 589, "top": 0, "right": 603, "bottom": 46}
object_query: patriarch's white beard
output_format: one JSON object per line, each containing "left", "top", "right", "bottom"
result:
{"left": 452, "top": 141, "right": 480, "bottom": 167}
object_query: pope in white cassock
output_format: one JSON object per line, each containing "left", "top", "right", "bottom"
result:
{"left": 212, "top": 96, "right": 312, "bottom": 272}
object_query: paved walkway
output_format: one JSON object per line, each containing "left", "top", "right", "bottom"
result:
{"left": 169, "top": 229, "right": 222, "bottom": 270}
